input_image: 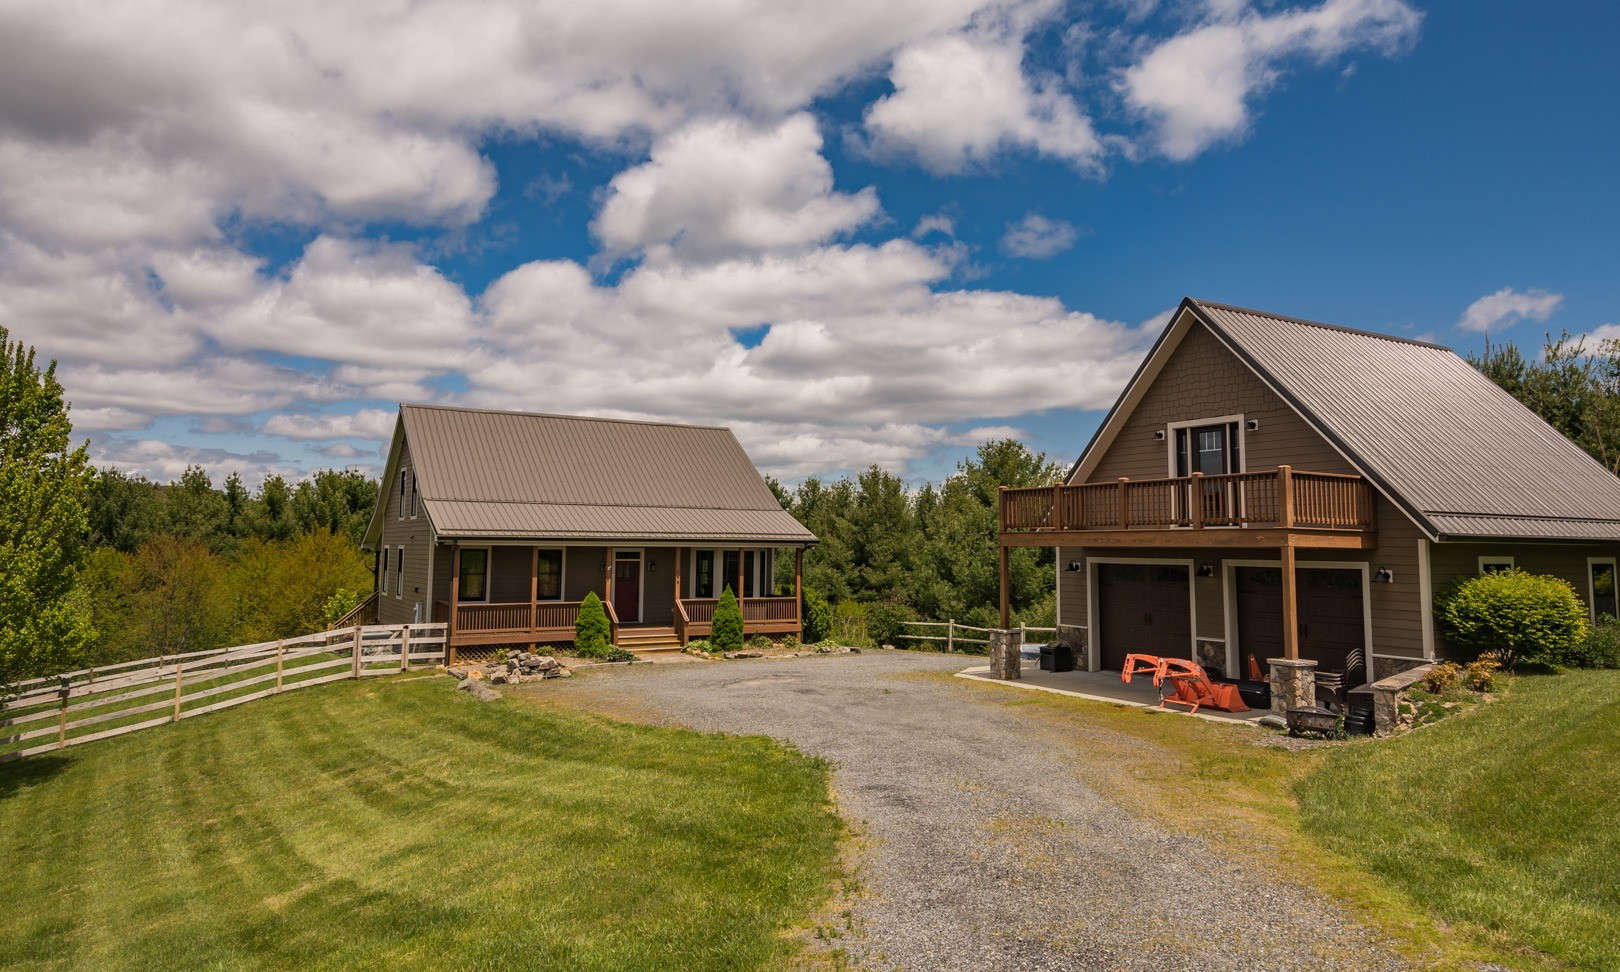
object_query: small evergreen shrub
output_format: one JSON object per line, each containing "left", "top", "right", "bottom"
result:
{"left": 780, "top": 634, "right": 801, "bottom": 650}
{"left": 575, "top": 591, "right": 611, "bottom": 657}
{"left": 604, "top": 646, "right": 635, "bottom": 663}
{"left": 711, "top": 587, "right": 744, "bottom": 653}
{"left": 1435, "top": 569, "right": 1589, "bottom": 669}
{"left": 685, "top": 638, "right": 715, "bottom": 656}
{"left": 746, "top": 634, "right": 773, "bottom": 649}
{"left": 1549, "top": 621, "right": 1620, "bottom": 669}
{"left": 801, "top": 587, "right": 832, "bottom": 644}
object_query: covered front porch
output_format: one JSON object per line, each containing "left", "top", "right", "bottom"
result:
{"left": 434, "top": 542, "right": 804, "bottom": 659}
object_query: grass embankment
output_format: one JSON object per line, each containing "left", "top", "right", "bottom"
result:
{"left": 0, "top": 676, "right": 841, "bottom": 970}
{"left": 967, "top": 670, "right": 1620, "bottom": 969}
{"left": 1299, "top": 670, "right": 1620, "bottom": 969}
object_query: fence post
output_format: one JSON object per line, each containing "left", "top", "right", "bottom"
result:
{"left": 399, "top": 625, "right": 411, "bottom": 672}
{"left": 275, "top": 640, "right": 284, "bottom": 693}
{"left": 352, "top": 627, "right": 362, "bottom": 679}
{"left": 1020, "top": 620, "right": 1027, "bottom": 644}
{"left": 172, "top": 662, "right": 183, "bottom": 723}
{"left": 57, "top": 677, "right": 70, "bottom": 749}
{"left": 947, "top": 620, "right": 955, "bottom": 653}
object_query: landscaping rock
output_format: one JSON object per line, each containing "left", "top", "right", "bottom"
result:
{"left": 723, "top": 650, "right": 764, "bottom": 659}
{"left": 1257, "top": 714, "right": 1288, "bottom": 730}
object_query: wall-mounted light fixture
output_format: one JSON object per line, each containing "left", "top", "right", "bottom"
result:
{"left": 1153, "top": 429, "right": 1166, "bottom": 440}
{"left": 1066, "top": 560, "right": 1084, "bottom": 572}
{"left": 647, "top": 559, "right": 657, "bottom": 573}
{"left": 1197, "top": 564, "right": 1216, "bottom": 578}
{"left": 1374, "top": 567, "right": 1394, "bottom": 584}
{"left": 1245, "top": 419, "right": 1260, "bottom": 432}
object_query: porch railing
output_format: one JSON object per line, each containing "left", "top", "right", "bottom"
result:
{"left": 677, "top": 596, "right": 800, "bottom": 635}
{"left": 1000, "top": 465, "right": 1374, "bottom": 535}
{"left": 437, "top": 600, "right": 584, "bottom": 635}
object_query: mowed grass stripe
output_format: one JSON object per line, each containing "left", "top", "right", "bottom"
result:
{"left": 0, "top": 676, "right": 841, "bottom": 970}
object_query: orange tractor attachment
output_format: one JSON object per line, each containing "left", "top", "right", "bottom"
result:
{"left": 1120, "top": 653, "right": 1248, "bottom": 714}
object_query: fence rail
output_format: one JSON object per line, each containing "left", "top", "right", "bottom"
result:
{"left": 895, "top": 619, "right": 1058, "bottom": 653}
{"left": 2, "top": 622, "right": 447, "bottom": 762}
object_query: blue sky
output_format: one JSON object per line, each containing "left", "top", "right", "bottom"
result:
{"left": 2, "top": 0, "right": 1615, "bottom": 487}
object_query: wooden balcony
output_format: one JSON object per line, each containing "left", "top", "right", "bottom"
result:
{"left": 676, "top": 596, "right": 800, "bottom": 640}
{"left": 998, "top": 465, "right": 1375, "bottom": 549}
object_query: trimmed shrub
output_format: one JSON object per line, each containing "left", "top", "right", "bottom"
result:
{"left": 780, "top": 634, "right": 801, "bottom": 650}
{"left": 1422, "top": 661, "right": 1461, "bottom": 693}
{"left": 865, "top": 600, "right": 917, "bottom": 647}
{"left": 575, "top": 591, "right": 611, "bottom": 657}
{"left": 685, "top": 638, "right": 714, "bottom": 656}
{"left": 711, "top": 586, "right": 744, "bottom": 653}
{"left": 801, "top": 587, "right": 832, "bottom": 644}
{"left": 1549, "top": 621, "right": 1620, "bottom": 669}
{"left": 745, "top": 634, "right": 773, "bottom": 649}
{"left": 1435, "top": 569, "right": 1589, "bottom": 669}
{"left": 1464, "top": 656, "right": 1500, "bottom": 692}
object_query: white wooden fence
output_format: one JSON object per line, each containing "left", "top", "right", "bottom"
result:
{"left": 1, "top": 622, "right": 446, "bottom": 762}
{"left": 896, "top": 619, "right": 1057, "bottom": 652}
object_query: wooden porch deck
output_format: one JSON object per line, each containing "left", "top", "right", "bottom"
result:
{"left": 437, "top": 596, "right": 802, "bottom": 648}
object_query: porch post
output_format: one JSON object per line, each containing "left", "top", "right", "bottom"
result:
{"left": 605, "top": 547, "right": 614, "bottom": 604}
{"left": 448, "top": 543, "right": 461, "bottom": 666}
{"left": 794, "top": 547, "right": 804, "bottom": 639}
{"left": 1280, "top": 543, "right": 1299, "bottom": 660}
{"left": 736, "top": 548, "right": 746, "bottom": 631}
{"left": 529, "top": 545, "right": 539, "bottom": 649}
{"left": 998, "top": 544, "right": 1010, "bottom": 629}
{"left": 673, "top": 547, "right": 683, "bottom": 603}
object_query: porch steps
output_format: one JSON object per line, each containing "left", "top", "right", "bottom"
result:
{"left": 616, "top": 626, "right": 684, "bottom": 654}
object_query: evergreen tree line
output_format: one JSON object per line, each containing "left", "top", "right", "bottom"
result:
{"left": 1470, "top": 332, "right": 1620, "bottom": 474}
{"left": 766, "top": 439, "right": 1063, "bottom": 648}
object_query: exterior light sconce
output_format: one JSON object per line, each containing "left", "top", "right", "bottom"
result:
{"left": 647, "top": 559, "right": 657, "bottom": 573}
{"left": 1066, "top": 560, "right": 1084, "bottom": 572}
{"left": 1197, "top": 564, "right": 1216, "bottom": 578}
{"left": 1374, "top": 567, "right": 1394, "bottom": 584}
{"left": 1245, "top": 419, "right": 1260, "bottom": 431}
{"left": 1153, "top": 430, "right": 1166, "bottom": 440}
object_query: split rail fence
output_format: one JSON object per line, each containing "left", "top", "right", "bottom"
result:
{"left": 2, "top": 622, "right": 446, "bottom": 762}
{"left": 896, "top": 619, "right": 1057, "bottom": 653}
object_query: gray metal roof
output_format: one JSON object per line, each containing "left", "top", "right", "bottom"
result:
{"left": 1189, "top": 299, "right": 1620, "bottom": 541}
{"left": 393, "top": 404, "right": 814, "bottom": 544}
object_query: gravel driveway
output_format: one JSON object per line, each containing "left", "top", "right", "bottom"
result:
{"left": 524, "top": 650, "right": 1404, "bottom": 970}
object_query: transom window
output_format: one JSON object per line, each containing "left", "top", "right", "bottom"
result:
{"left": 458, "top": 549, "right": 488, "bottom": 601}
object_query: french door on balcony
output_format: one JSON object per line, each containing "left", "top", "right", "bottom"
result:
{"left": 1172, "top": 419, "right": 1242, "bottom": 524}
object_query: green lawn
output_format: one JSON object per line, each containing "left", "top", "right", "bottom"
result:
{"left": 1298, "top": 670, "right": 1620, "bottom": 969}
{"left": 0, "top": 676, "right": 842, "bottom": 970}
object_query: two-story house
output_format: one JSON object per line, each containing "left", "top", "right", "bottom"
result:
{"left": 998, "top": 298, "right": 1620, "bottom": 689}
{"left": 363, "top": 404, "right": 816, "bottom": 661}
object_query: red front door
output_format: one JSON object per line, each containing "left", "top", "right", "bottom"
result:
{"left": 613, "top": 554, "right": 641, "bottom": 623}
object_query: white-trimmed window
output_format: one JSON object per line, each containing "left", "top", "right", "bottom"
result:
{"left": 1589, "top": 557, "right": 1617, "bottom": 622}
{"left": 458, "top": 548, "right": 489, "bottom": 602}
{"left": 398, "top": 469, "right": 408, "bottom": 520}
{"left": 537, "top": 549, "right": 564, "bottom": 600}
{"left": 1478, "top": 555, "right": 1515, "bottom": 575}
{"left": 409, "top": 473, "right": 418, "bottom": 518}
{"left": 380, "top": 547, "right": 389, "bottom": 594}
{"left": 395, "top": 546, "right": 405, "bottom": 597}
{"left": 689, "top": 548, "right": 774, "bottom": 598}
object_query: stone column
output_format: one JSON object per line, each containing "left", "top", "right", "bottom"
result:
{"left": 1268, "top": 657, "right": 1317, "bottom": 713}
{"left": 988, "top": 628, "right": 1024, "bottom": 680}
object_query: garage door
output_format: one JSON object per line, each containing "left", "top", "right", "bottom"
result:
{"left": 1234, "top": 566, "right": 1364, "bottom": 676}
{"left": 1095, "top": 563, "right": 1191, "bottom": 670}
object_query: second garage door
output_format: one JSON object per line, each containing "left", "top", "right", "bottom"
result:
{"left": 1095, "top": 563, "right": 1191, "bottom": 670}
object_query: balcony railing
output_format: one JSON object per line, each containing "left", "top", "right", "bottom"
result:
{"left": 677, "top": 596, "right": 800, "bottom": 636}
{"left": 1000, "top": 465, "right": 1374, "bottom": 535}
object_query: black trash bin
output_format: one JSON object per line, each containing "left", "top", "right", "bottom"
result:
{"left": 1039, "top": 644, "right": 1075, "bottom": 673}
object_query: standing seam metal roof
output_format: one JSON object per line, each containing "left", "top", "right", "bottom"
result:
{"left": 396, "top": 405, "right": 815, "bottom": 543}
{"left": 1188, "top": 299, "right": 1620, "bottom": 540}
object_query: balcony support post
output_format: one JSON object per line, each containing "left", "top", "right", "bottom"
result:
{"left": 1280, "top": 542, "right": 1300, "bottom": 660}
{"left": 1117, "top": 478, "right": 1130, "bottom": 529}
{"left": 999, "top": 544, "right": 1010, "bottom": 629}
{"left": 1051, "top": 482, "right": 1063, "bottom": 530}
{"left": 1190, "top": 471, "right": 1203, "bottom": 529}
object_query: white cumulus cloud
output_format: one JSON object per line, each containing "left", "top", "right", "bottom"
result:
{"left": 1456, "top": 287, "right": 1564, "bottom": 334}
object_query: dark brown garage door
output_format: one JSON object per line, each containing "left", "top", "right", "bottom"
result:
{"left": 1234, "top": 566, "right": 1364, "bottom": 676}
{"left": 1096, "top": 563, "right": 1191, "bottom": 670}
